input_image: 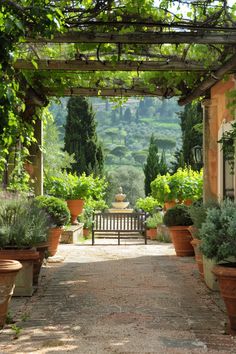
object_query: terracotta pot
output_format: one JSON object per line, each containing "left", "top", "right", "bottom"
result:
{"left": 48, "top": 227, "right": 62, "bottom": 256}
{"left": 168, "top": 226, "right": 194, "bottom": 257}
{"left": 0, "top": 260, "right": 22, "bottom": 328}
{"left": 164, "top": 201, "right": 176, "bottom": 211}
{"left": 190, "top": 238, "right": 204, "bottom": 278}
{"left": 67, "top": 199, "right": 84, "bottom": 225}
{"left": 33, "top": 243, "right": 49, "bottom": 286}
{"left": 146, "top": 228, "right": 157, "bottom": 240}
{"left": 213, "top": 265, "right": 236, "bottom": 331}
{"left": 83, "top": 228, "right": 90, "bottom": 238}
{"left": 0, "top": 249, "right": 40, "bottom": 296}
{"left": 184, "top": 199, "right": 193, "bottom": 206}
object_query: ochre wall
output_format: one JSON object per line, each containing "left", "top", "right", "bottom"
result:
{"left": 207, "top": 76, "right": 236, "bottom": 200}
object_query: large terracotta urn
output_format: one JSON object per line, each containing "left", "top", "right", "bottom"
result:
{"left": 0, "top": 249, "right": 39, "bottom": 296}
{"left": 0, "top": 260, "right": 22, "bottom": 327}
{"left": 168, "top": 226, "right": 194, "bottom": 257}
{"left": 48, "top": 227, "right": 63, "bottom": 256}
{"left": 213, "top": 265, "right": 236, "bottom": 331}
{"left": 66, "top": 199, "right": 84, "bottom": 225}
{"left": 190, "top": 238, "right": 204, "bottom": 279}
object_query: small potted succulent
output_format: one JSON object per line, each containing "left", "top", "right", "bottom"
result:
{"left": 34, "top": 195, "right": 70, "bottom": 256}
{"left": 163, "top": 204, "right": 194, "bottom": 256}
{"left": 145, "top": 213, "right": 163, "bottom": 240}
{"left": 199, "top": 199, "right": 236, "bottom": 331}
{"left": 0, "top": 198, "right": 50, "bottom": 296}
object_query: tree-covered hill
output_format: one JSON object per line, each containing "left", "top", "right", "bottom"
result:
{"left": 49, "top": 96, "right": 182, "bottom": 171}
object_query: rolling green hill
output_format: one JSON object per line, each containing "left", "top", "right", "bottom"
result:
{"left": 49, "top": 96, "right": 183, "bottom": 170}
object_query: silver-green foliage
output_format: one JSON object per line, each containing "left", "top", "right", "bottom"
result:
{"left": 200, "top": 200, "right": 236, "bottom": 263}
{"left": 0, "top": 199, "right": 49, "bottom": 248}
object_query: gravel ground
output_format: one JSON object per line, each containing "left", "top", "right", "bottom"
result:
{"left": 0, "top": 238, "right": 236, "bottom": 354}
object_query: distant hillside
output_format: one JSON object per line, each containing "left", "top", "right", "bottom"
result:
{"left": 49, "top": 97, "right": 183, "bottom": 170}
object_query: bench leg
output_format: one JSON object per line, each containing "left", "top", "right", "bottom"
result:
{"left": 92, "top": 231, "right": 95, "bottom": 245}
{"left": 118, "top": 232, "right": 120, "bottom": 245}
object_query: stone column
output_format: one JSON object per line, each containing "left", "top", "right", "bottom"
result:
{"left": 202, "top": 99, "right": 218, "bottom": 203}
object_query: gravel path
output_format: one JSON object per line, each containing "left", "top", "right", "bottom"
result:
{"left": 0, "top": 239, "right": 236, "bottom": 354}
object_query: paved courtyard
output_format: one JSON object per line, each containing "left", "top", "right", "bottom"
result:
{"left": 0, "top": 238, "right": 236, "bottom": 354}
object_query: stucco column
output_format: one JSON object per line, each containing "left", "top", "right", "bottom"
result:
{"left": 28, "top": 118, "right": 43, "bottom": 196}
{"left": 202, "top": 99, "right": 218, "bottom": 202}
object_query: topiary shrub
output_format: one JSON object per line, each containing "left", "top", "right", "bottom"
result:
{"left": 34, "top": 196, "right": 70, "bottom": 227}
{"left": 163, "top": 204, "right": 192, "bottom": 227}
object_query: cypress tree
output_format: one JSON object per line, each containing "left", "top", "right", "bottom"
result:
{"left": 143, "top": 134, "right": 161, "bottom": 196}
{"left": 64, "top": 97, "right": 104, "bottom": 176}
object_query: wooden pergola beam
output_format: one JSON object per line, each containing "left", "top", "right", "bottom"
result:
{"left": 43, "top": 87, "right": 173, "bottom": 97}
{"left": 25, "top": 31, "right": 236, "bottom": 44}
{"left": 14, "top": 59, "right": 213, "bottom": 72}
{"left": 178, "top": 52, "right": 236, "bottom": 106}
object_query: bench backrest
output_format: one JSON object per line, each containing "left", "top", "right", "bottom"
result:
{"left": 92, "top": 212, "right": 146, "bottom": 232}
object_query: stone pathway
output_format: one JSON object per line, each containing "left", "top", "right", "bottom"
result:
{"left": 0, "top": 239, "right": 236, "bottom": 354}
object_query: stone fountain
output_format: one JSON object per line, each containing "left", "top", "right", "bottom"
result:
{"left": 108, "top": 187, "right": 133, "bottom": 213}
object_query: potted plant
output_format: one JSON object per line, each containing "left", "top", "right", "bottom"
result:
{"left": 0, "top": 198, "right": 50, "bottom": 296}
{"left": 45, "top": 172, "right": 107, "bottom": 225}
{"left": 79, "top": 205, "right": 94, "bottom": 238}
{"left": 200, "top": 199, "right": 236, "bottom": 331}
{"left": 151, "top": 174, "right": 176, "bottom": 209}
{"left": 145, "top": 213, "right": 163, "bottom": 240}
{"left": 170, "top": 167, "right": 203, "bottom": 205}
{"left": 34, "top": 195, "right": 70, "bottom": 257}
{"left": 135, "top": 196, "right": 161, "bottom": 214}
{"left": 163, "top": 204, "right": 194, "bottom": 256}
{"left": 187, "top": 200, "right": 219, "bottom": 279}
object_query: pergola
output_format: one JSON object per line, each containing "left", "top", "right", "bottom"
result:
{"left": 5, "top": 0, "right": 236, "bottom": 196}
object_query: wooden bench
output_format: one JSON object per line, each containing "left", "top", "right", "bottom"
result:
{"left": 92, "top": 212, "right": 147, "bottom": 245}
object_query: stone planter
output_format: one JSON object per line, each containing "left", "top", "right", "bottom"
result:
{"left": 213, "top": 264, "right": 236, "bottom": 331}
{"left": 202, "top": 256, "right": 219, "bottom": 291}
{"left": 33, "top": 243, "right": 49, "bottom": 286}
{"left": 67, "top": 199, "right": 84, "bottom": 225}
{"left": 0, "top": 260, "right": 22, "bottom": 328}
{"left": 0, "top": 249, "right": 39, "bottom": 296}
{"left": 168, "top": 226, "right": 194, "bottom": 257}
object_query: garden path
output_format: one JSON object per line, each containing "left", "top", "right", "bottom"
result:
{"left": 0, "top": 239, "right": 236, "bottom": 354}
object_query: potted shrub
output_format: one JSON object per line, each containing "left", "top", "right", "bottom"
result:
{"left": 0, "top": 260, "right": 22, "bottom": 328}
{"left": 135, "top": 196, "right": 161, "bottom": 214}
{"left": 151, "top": 174, "right": 176, "bottom": 209}
{"left": 163, "top": 204, "right": 194, "bottom": 256}
{"left": 34, "top": 195, "right": 70, "bottom": 257}
{"left": 45, "top": 172, "right": 107, "bottom": 225}
{"left": 145, "top": 213, "right": 163, "bottom": 240}
{"left": 187, "top": 200, "right": 219, "bottom": 279}
{"left": 0, "top": 199, "right": 50, "bottom": 296}
{"left": 200, "top": 199, "right": 236, "bottom": 331}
